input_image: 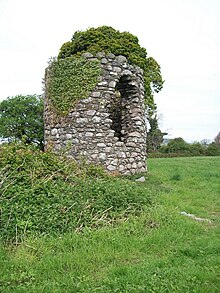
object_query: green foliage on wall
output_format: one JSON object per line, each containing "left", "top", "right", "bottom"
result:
{"left": 58, "top": 26, "right": 164, "bottom": 116}
{"left": 47, "top": 57, "right": 101, "bottom": 115}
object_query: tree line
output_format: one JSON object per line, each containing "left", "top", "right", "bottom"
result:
{"left": 148, "top": 137, "right": 220, "bottom": 158}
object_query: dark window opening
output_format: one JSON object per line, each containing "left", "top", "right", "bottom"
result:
{"left": 109, "top": 89, "right": 123, "bottom": 141}
{"left": 109, "top": 75, "right": 138, "bottom": 142}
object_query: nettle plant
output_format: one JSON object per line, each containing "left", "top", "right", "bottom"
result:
{"left": 47, "top": 57, "right": 101, "bottom": 115}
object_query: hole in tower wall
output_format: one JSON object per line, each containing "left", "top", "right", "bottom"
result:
{"left": 109, "top": 89, "right": 123, "bottom": 141}
{"left": 109, "top": 75, "right": 138, "bottom": 142}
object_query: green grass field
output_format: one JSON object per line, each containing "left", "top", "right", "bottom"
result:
{"left": 0, "top": 156, "right": 220, "bottom": 292}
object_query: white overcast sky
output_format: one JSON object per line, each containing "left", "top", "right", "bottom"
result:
{"left": 0, "top": 0, "right": 219, "bottom": 142}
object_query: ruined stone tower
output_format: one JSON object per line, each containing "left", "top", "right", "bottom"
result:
{"left": 44, "top": 52, "right": 147, "bottom": 175}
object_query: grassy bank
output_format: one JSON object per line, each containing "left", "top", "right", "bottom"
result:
{"left": 0, "top": 156, "right": 220, "bottom": 292}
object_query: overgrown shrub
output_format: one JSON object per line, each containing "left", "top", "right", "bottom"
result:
{"left": 0, "top": 143, "right": 152, "bottom": 242}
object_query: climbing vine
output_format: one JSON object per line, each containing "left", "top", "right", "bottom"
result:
{"left": 47, "top": 57, "right": 101, "bottom": 115}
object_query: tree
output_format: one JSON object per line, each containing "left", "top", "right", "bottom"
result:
{"left": 189, "top": 142, "right": 205, "bottom": 156}
{"left": 200, "top": 139, "right": 211, "bottom": 148}
{"left": 0, "top": 95, "right": 44, "bottom": 150}
{"left": 214, "top": 131, "right": 220, "bottom": 148}
{"left": 146, "top": 115, "right": 167, "bottom": 152}
{"left": 164, "top": 137, "right": 190, "bottom": 154}
{"left": 206, "top": 142, "right": 220, "bottom": 156}
{"left": 58, "top": 26, "right": 164, "bottom": 118}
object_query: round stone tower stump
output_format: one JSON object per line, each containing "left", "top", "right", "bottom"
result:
{"left": 44, "top": 52, "right": 147, "bottom": 175}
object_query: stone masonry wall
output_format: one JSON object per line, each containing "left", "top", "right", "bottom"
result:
{"left": 44, "top": 52, "right": 147, "bottom": 175}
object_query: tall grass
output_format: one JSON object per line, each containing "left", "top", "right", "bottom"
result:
{"left": 0, "top": 156, "right": 219, "bottom": 292}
